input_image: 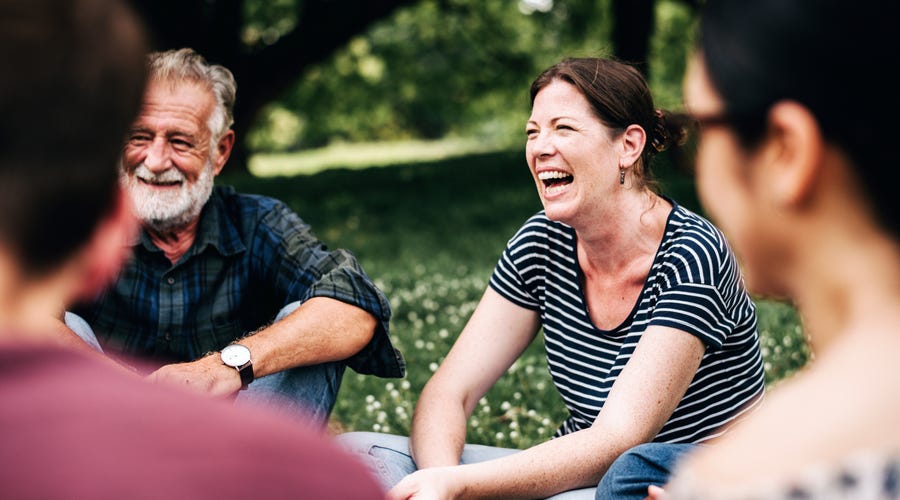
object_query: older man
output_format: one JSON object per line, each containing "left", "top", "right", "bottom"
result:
{"left": 0, "top": 1, "right": 384, "bottom": 497}
{"left": 68, "top": 48, "right": 404, "bottom": 423}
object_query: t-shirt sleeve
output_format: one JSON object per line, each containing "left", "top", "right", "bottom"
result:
{"left": 488, "top": 221, "right": 544, "bottom": 311}
{"left": 647, "top": 221, "right": 752, "bottom": 351}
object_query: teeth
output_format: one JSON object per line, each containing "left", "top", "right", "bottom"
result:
{"left": 538, "top": 170, "right": 571, "bottom": 180}
{"left": 545, "top": 183, "right": 568, "bottom": 195}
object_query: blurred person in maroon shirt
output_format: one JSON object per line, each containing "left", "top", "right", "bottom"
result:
{"left": 0, "top": 0, "right": 385, "bottom": 498}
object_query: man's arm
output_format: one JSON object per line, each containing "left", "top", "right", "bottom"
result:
{"left": 148, "top": 296, "right": 374, "bottom": 395}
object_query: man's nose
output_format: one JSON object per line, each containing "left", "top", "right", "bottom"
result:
{"left": 143, "top": 137, "right": 171, "bottom": 172}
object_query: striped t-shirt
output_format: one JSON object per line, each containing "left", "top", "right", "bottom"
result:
{"left": 489, "top": 203, "right": 765, "bottom": 442}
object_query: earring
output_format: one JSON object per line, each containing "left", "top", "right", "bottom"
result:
{"left": 619, "top": 167, "right": 625, "bottom": 185}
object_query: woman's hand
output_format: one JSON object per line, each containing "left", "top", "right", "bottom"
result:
{"left": 387, "top": 466, "right": 463, "bottom": 500}
{"left": 646, "top": 484, "right": 667, "bottom": 499}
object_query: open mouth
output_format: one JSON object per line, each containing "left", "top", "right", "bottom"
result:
{"left": 538, "top": 170, "right": 573, "bottom": 194}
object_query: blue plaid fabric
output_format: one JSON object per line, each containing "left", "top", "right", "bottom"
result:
{"left": 70, "top": 185, "right": 405, "bottom": 378}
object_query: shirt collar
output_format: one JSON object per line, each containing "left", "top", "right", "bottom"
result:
{"left": 133, "top": 186, "right": 246, "bottom": 259}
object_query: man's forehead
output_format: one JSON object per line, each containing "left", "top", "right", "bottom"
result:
{"left": 134, "top": 79, "right": 215, "bottom": 129}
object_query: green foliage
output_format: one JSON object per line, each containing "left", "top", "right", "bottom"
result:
{"left": 756, "top": 299, "right": 812, "bottom": 385}
{"left": 220, "top": 148, "right": 810, "bottom": 448}
{"left": 250, "top": 0, "right": 706, "bottom": 153}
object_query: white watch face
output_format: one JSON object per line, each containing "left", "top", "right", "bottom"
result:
{"left": 220, "top": 344, "right": 251, "bottom": 367}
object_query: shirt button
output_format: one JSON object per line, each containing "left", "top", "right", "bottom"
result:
{"left": 166, "top": 277, "right": 175, "bottom": 285}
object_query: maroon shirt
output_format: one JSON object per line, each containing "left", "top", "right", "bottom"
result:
{"left": 0, "top": 340, "right": 385, "bottom": 499}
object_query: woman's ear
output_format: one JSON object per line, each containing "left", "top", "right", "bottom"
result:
{"left": 762, "top": 101, "right": 824, "bottom": 207}
{"left": 619, "top": 124, "right": 647, "bottom": 168}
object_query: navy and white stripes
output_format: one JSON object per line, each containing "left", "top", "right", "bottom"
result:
{"left": 489, "top": 204, "right": 765, "bottom": 443}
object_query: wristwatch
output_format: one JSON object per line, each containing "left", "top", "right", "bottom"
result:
{"left": 220, "top": 343, "right": 254, "bottom": 390}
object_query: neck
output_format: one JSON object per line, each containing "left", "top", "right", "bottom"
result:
{"left": 790, "top": 225, "right": 900, "bottom": 354}
{"left": 0, "top": 254, "right": 70, "bottom": 340}
{"left": 145, "top": 218, "right": 200, "bottom": 265}
{"left": 577, "top": 190, "right": 669, "bottom": 273}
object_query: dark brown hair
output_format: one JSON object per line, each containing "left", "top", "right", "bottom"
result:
{"left": 530, "top": 57, "right": 689, "bottom": 192}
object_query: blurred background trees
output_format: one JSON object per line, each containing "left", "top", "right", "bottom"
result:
{"left": 130, "top": 0, "right": 699, "bottom": 172}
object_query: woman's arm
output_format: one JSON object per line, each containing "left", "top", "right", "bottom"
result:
{"left": 408, "top": 286, "right": 541, "bottom": 469}
{"left": 393, "top": 324, "right": 705, "bottom": 499}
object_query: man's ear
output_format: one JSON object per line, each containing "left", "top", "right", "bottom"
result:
{"left": 762, "top": 101, "right": 824, "bottom": 207}
{"left": 72, "top": 188, "right": 137, "bottom": 301}
{"left": 212, "top": 129, "right": 235, "bottom": 176}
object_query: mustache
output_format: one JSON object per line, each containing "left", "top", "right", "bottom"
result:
{"left": 131, "top": 164, "right": 186, "bottom": 184}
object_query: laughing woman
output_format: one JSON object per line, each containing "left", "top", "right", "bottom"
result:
{"left": 339, "top": 57, "right": 765, "bottom": 499}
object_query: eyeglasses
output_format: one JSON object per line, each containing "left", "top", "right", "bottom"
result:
{"left": 661, "top": 110, "right": 732, "bottom": 176}
{"left": 667, "top": 108, "right": 769, "bottom": 176}
{"left": 673, "top": 110, "right": 733, "bottom": 132}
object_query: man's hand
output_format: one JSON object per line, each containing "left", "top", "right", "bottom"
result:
{"left": 147, "top": 353, "right": 241, "bottom": 398}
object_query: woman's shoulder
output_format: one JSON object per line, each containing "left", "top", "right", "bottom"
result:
{"left": 660, "top": 203, "right": 734, "bottom": 263}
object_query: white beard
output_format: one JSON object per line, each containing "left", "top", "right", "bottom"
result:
{"left": 120, "top": 160, "right": 215, "bottom": 232}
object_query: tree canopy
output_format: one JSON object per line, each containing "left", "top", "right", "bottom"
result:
{"left": 129, "top": 0, "right": 697, "bottom": 172}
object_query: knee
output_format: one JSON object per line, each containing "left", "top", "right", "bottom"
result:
{"left": 335, "top": 431, "right": 390, "bottom": 455}
{"left": 63, "top": 311, "right": 103, "bottom": 352}
{"left": 275, "top": 301, "right": 303, "bottom": 322}
{"left": 596, "top": 443, "right": 692, "bottom": 500}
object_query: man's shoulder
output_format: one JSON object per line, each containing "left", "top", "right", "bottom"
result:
{"left": 212, "top": 185, "right": 302, "bottom": 228}
{"left": 213, "top": 185, "right": 288, "bottom": 213}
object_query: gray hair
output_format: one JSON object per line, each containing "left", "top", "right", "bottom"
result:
{"left": 146, "top": 48, "right": 236, "bottom": 144}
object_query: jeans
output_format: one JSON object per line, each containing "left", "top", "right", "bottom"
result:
{"left": 64, "top": 301, "right": 343, "bottom": 426}
{"left": 336, "top": 431, "right": 598, "bottom": 499}
{"left": 595, "top": 442, "right": 699, "bottom": 500}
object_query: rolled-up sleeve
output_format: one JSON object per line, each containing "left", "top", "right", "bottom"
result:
{"left": 258, "top": 202, "right": 405, "bottom": 378}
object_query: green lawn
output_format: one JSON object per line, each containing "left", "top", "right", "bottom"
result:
{"left": 221, "top": 145, "right": 809, "bottom": 447}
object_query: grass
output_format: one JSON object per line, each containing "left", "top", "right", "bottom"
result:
{"left": 221, "top": 144, "right": 810, "bottom": 448}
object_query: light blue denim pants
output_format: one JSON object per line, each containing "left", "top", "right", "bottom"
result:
{"left": 336, "top": 431, "right": 599, "bottom": 499}
{"left": 595, "top": 442, "right": 698, "bottom": 500}
{"left": 64, "top": 301, "right": 343, "bottom": 426}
